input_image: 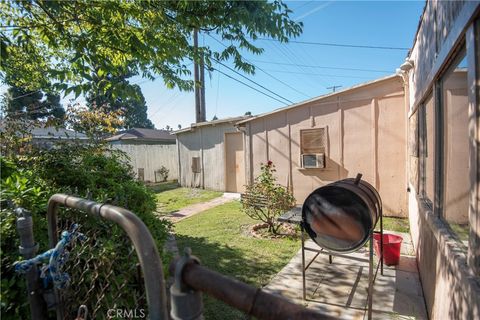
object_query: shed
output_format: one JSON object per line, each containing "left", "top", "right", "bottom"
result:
{"left": 106, "top": 128, "right": 178, "bottom": 182}
{"left": 237, "top": 75, "right": 407, "bottom": 216}
{"left": 175, "top": 116, "right": 249, "bottom": 191}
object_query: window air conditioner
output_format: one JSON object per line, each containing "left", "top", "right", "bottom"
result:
{"left": 301, "top": 153, "right": 326, "bottom": 169}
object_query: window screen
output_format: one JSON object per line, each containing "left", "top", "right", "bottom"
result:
{"left": 300, "top": 128, "right": 326, "bottom": 154}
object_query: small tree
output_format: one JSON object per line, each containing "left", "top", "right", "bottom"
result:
{"left": 241, "top": 161, "right": 295, "bottom": 234}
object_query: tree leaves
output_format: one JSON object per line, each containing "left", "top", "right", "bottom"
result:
{"left": 0, "top": 0, "right": 302, "bottom": 98}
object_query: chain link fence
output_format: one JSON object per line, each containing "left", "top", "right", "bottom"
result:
{"left": 52, "top": 208, "right": 148, "bottom": 319}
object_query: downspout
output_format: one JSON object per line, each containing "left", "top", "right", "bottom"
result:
{"left": 176, "top": 137, "right": 182, "bottom": 186}
{"left": 397, "top": 58, "right": 414, "bottom": 209}
{"left": 248, "top": 122, "right": 254, "bottom": 184}
{"left": 200, "top": 127, "right": 205, "bottom": 189}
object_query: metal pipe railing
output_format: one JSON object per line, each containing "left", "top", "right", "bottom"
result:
{"left": 47, "top": 194, "right": 168, "bottom": 320}
{"left": 169, "top": 259, "right": 335, "bottom": 320}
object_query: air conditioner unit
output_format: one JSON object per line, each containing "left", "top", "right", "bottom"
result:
{"left": 301, "top": 153, "right": 326, "bottom": 169}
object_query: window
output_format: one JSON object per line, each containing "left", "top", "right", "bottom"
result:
{"left": 300, "top": 128, "right": 326, "bottom": 154}
{"left": 440, "top": 49, "right": 470, "bottom": 247}
{"left": 418, "top": 94, "right": 435, "bottom": 205}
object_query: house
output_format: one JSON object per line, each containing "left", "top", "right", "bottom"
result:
{"left": 404, "top": 1, "right": 480, "bottom": 318}
{"left": 0, "top": 121, "right": 88, "bottom": 149}
{"left": 237, "top": 75, "right": 407, "bottom": 216}
{"left": 30, "top": 126, "right": 88, "bottom": 148}
{"left": 105, "top": 128, "right": 176, "bottom": 145}
{"left": 175, "top": 77, "right": 406, "bottom": 216}
{"left": 106, "top": 128, "right": 178, "bottom": 182}
{"left": 174, "top": 116, "right": 249, "bottom": 191}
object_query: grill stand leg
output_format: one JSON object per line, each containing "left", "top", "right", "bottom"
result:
{"left": 367, "top": 230, "right": 374, "bottom": 320}
{"left": 380, "top": 208, "right": 384, "bottom": 275}
{"left": 301, "top": 224, "right": 306, "bottom": 301}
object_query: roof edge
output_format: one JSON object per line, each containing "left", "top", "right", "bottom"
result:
{"left": 236, "top": 74, "right": 400, "bottom": 125}
{"left": 174, "top": 116, "right": 250, "bottom": 134}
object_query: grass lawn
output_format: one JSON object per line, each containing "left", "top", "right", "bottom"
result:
{"left": 378, "top": 216, "right": 410, "bottom": 233}
{"left": 174, "top": 201, "right": 300, "bottom": 320}
{"left": 149, "top": 182, "right": 223, "bottom": 214}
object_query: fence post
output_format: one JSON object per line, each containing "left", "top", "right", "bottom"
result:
{"left": 170, "top": 248, "right": 203, "bottom": 320}
{"left": 15, "top": 208, "right": 48, "bottom": 320}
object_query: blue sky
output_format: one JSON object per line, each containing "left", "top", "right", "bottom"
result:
{"left": 143, "top": 0, "right": 425, "bottom": 130}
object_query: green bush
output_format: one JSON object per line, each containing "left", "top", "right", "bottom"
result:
{"left": 241, "top": 161, "right": 296, "bottom": 234}
{"left": 0, "top": 143, "right": 170, "bottom": 319}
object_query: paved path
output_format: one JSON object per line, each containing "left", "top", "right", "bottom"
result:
{"left": 162, "top": 192, "right": 240, "bottom": 223}
{"left": 264, "top": 231, "right": 427, "bottom": 320}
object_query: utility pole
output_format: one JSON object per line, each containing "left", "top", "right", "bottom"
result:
{"left": 193, "top": 29, "right": 206, "bottom": 123}
{"left": 193, "top": 29, "right": 202, "bottom": 123}
{"left": 199, "top": 38, "right": 206, "bottom": 122}
{"left": 327, "top": 85, "right": 342, "bottom": 92}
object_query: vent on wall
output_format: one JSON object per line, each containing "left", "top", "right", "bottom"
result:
{"left": 192, "top": 157, "right": 201, "bottom": 173}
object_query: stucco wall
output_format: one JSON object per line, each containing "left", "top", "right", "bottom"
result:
{"left": 406, "top": 1, "right": 480, "bottom": 319}
{"left": 110, "top": 144, "right": 178, "bottom": 182}
{"left": 176, "top": 123, "right": 238, "bottom": 190}
{"left": 245, "top": 76, "right": 407, "bottom": 216}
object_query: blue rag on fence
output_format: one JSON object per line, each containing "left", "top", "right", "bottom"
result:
{"left": 14, "top": 224, "right": 87, "bottom": 289}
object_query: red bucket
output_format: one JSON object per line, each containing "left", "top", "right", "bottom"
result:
{"left": 373, "top": 233, "right": 403, "bottom": 266}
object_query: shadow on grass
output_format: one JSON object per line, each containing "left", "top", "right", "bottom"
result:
{"left": 175, "top": 234, "right": 287, "bottom": 320}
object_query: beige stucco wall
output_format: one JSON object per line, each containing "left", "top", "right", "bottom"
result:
{"left": 176, "top": 122, "right": 238, "bottom": 190}
{"left": 110, "top": 144, "right": 178, "bottom": 182}
{"left": 406, "top": 1, "right": 480, "bottom": 319}
{"left": 245, "top": 76, "right": 407, "bottom": 217}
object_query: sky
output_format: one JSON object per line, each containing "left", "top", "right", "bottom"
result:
{"left": 1, "top": 1, "right": 426, "bottom": 130}
{"left": 141, "top": 0, "right": 425, "bottom": 130}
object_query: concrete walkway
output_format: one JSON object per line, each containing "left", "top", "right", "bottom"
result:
{"left": 264, "top": 232, "right": 428, "bottom": 320}
{"left": 162, "top": 192, "right": 240, "bottom": 223}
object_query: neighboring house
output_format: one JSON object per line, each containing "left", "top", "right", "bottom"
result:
{"left": 105, "top": 128, "right": 176, "bottom": 145}
{"left": 106, "top": 128, "right": 178, "bottom": 182}
{"left": 174, "top": 116, "right": 249, "bottom": 191}
{"left": 237, "top": 75, "right": 407, "bottom": 216}
{"left": 175, "top": 76, "right": 406, "bottom": 215}
{"left": 404, "top": 1, "right": 480, "bottom": 319}
{"left": 30, "top": 126, "right": 88, "bottom": 148}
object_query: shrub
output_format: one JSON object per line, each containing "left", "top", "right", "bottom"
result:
{"left": 0, "top": 143, "right": 170, "bottom": 319}
{"left": 241, "top": 161, "right": 295, "bottom": 234}
{"left": 156, "top": 166, "right": 169, "bottom": 182}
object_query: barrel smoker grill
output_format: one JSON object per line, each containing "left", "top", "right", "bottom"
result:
{"left": 300, "top": 173, "right": 383, "bottom": 320}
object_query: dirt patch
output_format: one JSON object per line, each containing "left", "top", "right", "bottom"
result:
{"left": 241, "top": 222, "right": 300, "bottom": 239}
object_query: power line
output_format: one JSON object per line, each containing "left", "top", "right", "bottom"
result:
{"left": 255, "top": 38, "right": 410, "bottom": 51}
{"left": 268, "top": 39, "right": 329, "bottom": 88}
{"left": 212, "top": 67, "right": 289, "bottom": 106}
{"left": 259, "top": 69, "right": 373, "bottom": 79}
{"left": 250, "top": 60, "right": 392, "bottom": 73}
{"left": 213, "top": 58, "right": 293, "bottom": 104}
{"left": 207, "top": 34, "right": 311, "bottom": 99}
